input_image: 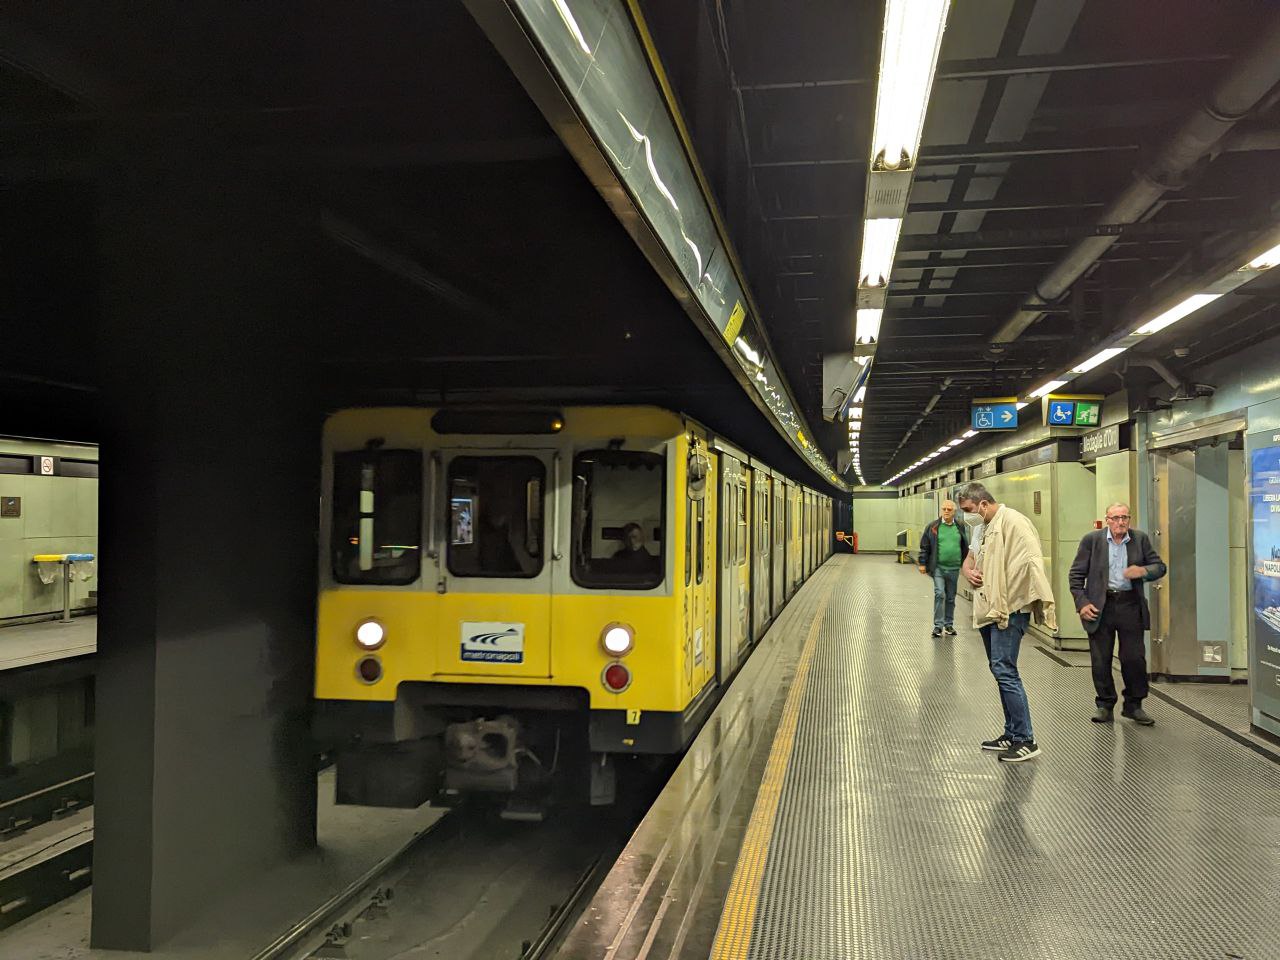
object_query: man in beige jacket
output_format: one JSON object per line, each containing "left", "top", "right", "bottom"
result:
{"left": 957, "top": 482, "right": 1056, "bottom": 763}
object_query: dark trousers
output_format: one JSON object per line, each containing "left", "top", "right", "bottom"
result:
{"left": 1088, "top": 593, "right": 1148, "bottom": 710}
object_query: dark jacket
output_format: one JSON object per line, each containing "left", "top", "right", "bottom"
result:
{"left": 1068, "top": 528, "right": 1167, "bottom": 634}
{"left": 918, "top": 518, "right": 969, "bottom": 574}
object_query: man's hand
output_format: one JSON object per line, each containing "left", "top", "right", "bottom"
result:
{"left": 1079, "top": 602, "right": 1100, "bottom": 622}
{"left": 963, "top": 568, "right": 983, "bottom": 587}
{"left": 918, "top": 565, "right": 928, "bottom": 575}
{"left": 1122, "top": 564, "right": 1147, "bottom": 580}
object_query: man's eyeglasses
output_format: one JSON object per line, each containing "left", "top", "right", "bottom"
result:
{"left": 1105, "top": 515, "right": 1130, "bottom": 522}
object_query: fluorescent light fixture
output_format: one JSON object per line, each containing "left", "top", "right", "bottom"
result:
{"left": 1027, "top": 380, "right": 1067, "bottom": 400}
{"left": 855, "top": 308, "right": 884, "bottom": 345}
{"left": 848, "top": 405, "right": 863, "bottom": 420}
{"left": 1243, "top": 242, "right": 1280, "bottom": 271}
{"left": 853, "top": 385, "right": 867, "bottom": 403}
{"left": 1015, "top": 401, "right": 1028, "bottom": 410}
{"left": 859, "top": 220, "right": 902, "bottom": 288}
{"left": 962, "top": 429, "right": 977, "bottom": 438}
{"left": 1072, "top": 347, "right": 1127, "bottom": 374}
{"left": 870, "top": 0, "right": 951, "bottom": 171}
{"left": 948, "top": 438, "right": 964, "bottom": 447}
{"left": 1132, "top": 293, "right": 1221, "bottom": 336}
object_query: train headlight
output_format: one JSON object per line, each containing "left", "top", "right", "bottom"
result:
{"left": 355, "top": 619, "right": 386, "bottom": 650}
{"left": 601, "top": 622, "right": 634, "bottom": 657}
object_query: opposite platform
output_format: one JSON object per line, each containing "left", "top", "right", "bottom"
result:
{"left": 559, "top": 555, "right": 1280, "bottom": 960}
{"left": 0, "top": 616, "right": 96, "bottom": 672}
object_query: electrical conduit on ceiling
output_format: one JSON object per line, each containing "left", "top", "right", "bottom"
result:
{"left": 989, "top": 13, "right": 1280, "bottom": 348}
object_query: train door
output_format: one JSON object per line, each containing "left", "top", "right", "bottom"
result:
{"left": 772, "top": 478, "right": 786, "bottom": 615}
{"left": 782, "top": 481, "right": 793, "bottom": 598}
{"left": 682, "top": 434, "right": 715, "bottom": 704}
{"left": 823, "top": 499, "right": 831, "bottom": 559}
{"left": 715, "top": 451, "right": 750, "bottom": 680}
{"left": 750, "top": 465, "right": 771, "bottom": 643}
{"left": 434, "top": 448, "right": 555, "bottom": 678}
{"left": 798, "top": 491, "right": 808, "bottom": 583}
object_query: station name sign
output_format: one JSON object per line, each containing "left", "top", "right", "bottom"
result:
{"left": 1081, "top": 421, "right": 1132, "bottom": 461}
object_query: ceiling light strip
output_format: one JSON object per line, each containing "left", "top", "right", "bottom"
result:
{"left": 887, "top": 235, "right": 1280, "bottom": 486}
{"left": 856, "top": 0, "right": 952, "bottom": 483}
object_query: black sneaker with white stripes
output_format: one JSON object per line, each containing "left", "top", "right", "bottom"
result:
{"left": 980, "top": 736, "right": 1012, "bottom": 751}
{"left": 998, "top": 741, "right": 1041, "bottom": 763}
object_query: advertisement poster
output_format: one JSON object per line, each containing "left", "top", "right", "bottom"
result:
{"left": 1250, "top": 441, "right": 1280, "bottom": 722}
{"left": 451, "top": 497, "right": 475, "bottom": 545}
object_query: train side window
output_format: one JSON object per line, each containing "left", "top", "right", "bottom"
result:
{"left": 724, "top": 483, "right": 735, "bottom": 569}
{"left": 331, "top": 449, "right": 422, "bottom": 585}
{"left": 696, "top": 497, "right": 705, "bottom": 584}
{"left": 685, "top": 495, "right": 693, "bottom": 587}
{"left": 571, "top": 450, "right": 665, "bottom": 590}
{"left": 446, "top": 456, "right": 544, "bottom": 579}
{"left": 736, "top": 481, "right": 747, "bottom": 565}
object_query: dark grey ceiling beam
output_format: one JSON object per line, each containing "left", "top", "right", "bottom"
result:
{"left": 752, "top": 137, "right": 1142, "bottom": 169}
{"left": 885, "top": 287, "right": 1038, "bottom": 299}
{"left": 904, "top": 193, "right": 1239, "bottom": 215}
{"left": 736, "top": 52, "right": 1231, "bottom": 91}
{"left": 897, "top": 216, "right": 1264, "bottom": 253}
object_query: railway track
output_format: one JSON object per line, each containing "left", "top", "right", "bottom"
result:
{"left": 253, "top": 802, "right": 641, "bottom": 960}
{"left": 0, "top": 775, "right": 94, "bottom": 931}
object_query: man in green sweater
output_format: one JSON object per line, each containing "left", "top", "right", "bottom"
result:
{"left": 919, "top": 500, "right": 969, "bottom": 638}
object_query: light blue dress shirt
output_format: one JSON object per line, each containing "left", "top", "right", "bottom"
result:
{"left": 1107, "top": 531, "right": 1132, "bottom": 591}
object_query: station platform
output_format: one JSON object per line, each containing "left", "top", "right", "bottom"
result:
{"left": 0, "top": 616, "right": 96, "bottom": 673}
{"left": 559, "top": 555, "right": 1280, "bottom": 960}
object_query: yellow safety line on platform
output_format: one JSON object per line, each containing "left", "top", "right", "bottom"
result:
{"left": 708, "top": 580, "right": 831, "bottom": 960}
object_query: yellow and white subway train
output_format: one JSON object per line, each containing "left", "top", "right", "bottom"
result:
{"left": 314, "top": 406, "right": 832, "bottom": 814}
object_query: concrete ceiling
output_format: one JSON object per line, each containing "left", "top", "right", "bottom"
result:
{"left": 642, "top": 0, "right": 1280, "bottom": 481}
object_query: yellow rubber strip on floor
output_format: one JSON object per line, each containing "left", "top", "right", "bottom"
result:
{"left": 708, "top": 584, "right": 831, "bottom": 960}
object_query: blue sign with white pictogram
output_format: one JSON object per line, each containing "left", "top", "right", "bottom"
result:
{"left": 971, "top": 402, "right": 1018, "bottom": 431}
{"left": 1048, "top": 400, "right": 1076, "bottom": 426}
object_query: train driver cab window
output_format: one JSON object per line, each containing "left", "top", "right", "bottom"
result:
{"left": 447, "top": 457, "right": 544, "bottom": 578}
{"left": 331, "top": 449, "right": 422, "bottom": 585}
{"left": 572, "top": 450, "right": 665, "bottom": 590}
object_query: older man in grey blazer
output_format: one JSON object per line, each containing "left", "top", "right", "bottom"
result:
{"left": 1068, "top": 503, "right": 1167, "bottom": 725}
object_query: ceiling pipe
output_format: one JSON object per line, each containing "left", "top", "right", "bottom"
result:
{"left": 988, "top": 13, "right": 1280, "bottom": 349}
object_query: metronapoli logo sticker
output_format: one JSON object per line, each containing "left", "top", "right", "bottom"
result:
{"left": 460, "top": 622, "right": 525, "bottom": 663}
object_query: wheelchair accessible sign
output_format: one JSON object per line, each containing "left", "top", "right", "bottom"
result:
{"left": 971, "top": 398, "right": 1019, "bottom": 432}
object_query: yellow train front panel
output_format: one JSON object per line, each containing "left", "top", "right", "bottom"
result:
{"left": 316, "top": 406, "right": 713, "bottom": 731}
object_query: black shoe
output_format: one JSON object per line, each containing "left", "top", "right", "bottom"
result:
{"left": 999, "top": 741, "right": 1041, "bottom": 763}
{"left": 931, "top": 628, "right": 942, "bottom": 638}
{"left": 1122, "top": 706, "right": 1155, "bottom": 726}
{"left": 942, "top": 626, "right": 957, "bottom": 636}
{"left": 1091, "top": 707, "right": 1113, "bottom": 723}
{"left": 981, "top": 736, "right": 1012, "bottom": 752}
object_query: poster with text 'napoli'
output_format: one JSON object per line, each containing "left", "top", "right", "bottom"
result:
{"left": 1251, "top": 441, "right": 1280, "bottom": 722}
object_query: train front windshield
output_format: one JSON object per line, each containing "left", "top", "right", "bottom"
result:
{"left": 331, "top": 449, "right": 422, "bottom": 585}
{"left": 572, "top": 450, "right": 665, "bottom": 589}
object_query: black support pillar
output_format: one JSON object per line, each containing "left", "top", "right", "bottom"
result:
{"left": 91, "top": 167, "right": 321, "bottom": 950}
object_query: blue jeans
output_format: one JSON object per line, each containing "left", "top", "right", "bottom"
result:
{"left": 982, "top": 613, "right": 1034, "bottom": 742}
{"left": 932, "top": 567, "right": 959, "bottom": 629}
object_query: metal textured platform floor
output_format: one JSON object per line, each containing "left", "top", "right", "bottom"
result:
{"left": 558, "top": 555, "right": 1280, "bottom": 960}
